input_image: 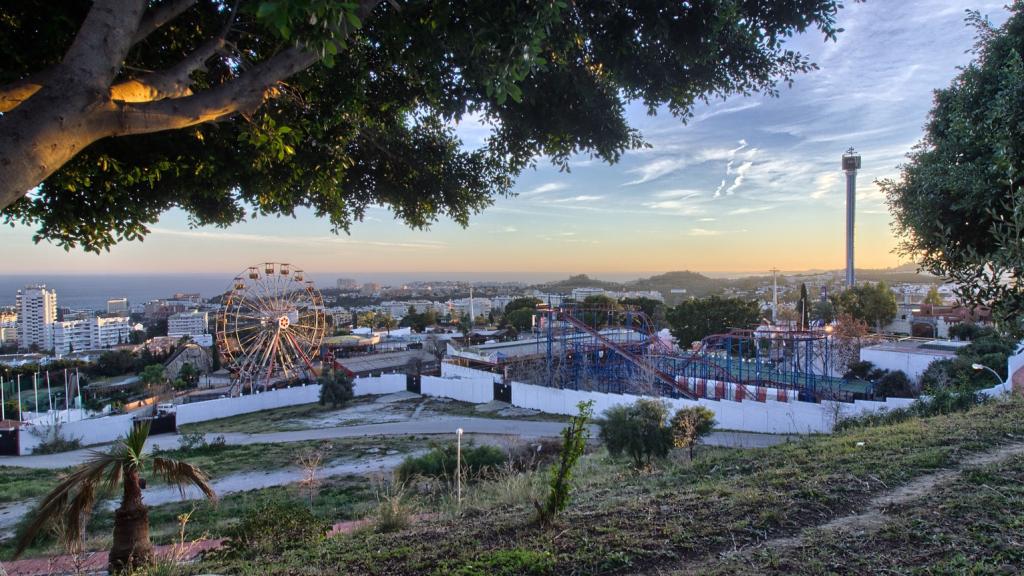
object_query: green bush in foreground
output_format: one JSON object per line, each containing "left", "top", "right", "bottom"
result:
{"left": 599, "top": 399, "right": 673, "bottom": 468}
{"left": 397, "top": 443, "right": 506, "bottom": 483}
{"left": 216, "top": 500, "right": 330, "bottom": 560}
{"left": 535, "top": 400, "right": 593, "bottom": 525}
{"left": 670, "top": 406, "right": 716, "bottom": 459}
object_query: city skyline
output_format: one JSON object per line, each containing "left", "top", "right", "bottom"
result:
{"left": 1, "top": 0, "right": 1007, "bottom": 276}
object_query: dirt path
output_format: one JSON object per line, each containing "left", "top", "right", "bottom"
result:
{"left": 666, "top": 441, "right": 1024, "bottom": 574}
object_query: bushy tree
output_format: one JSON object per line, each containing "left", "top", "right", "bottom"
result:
{"left": 875, "top": 370, "right": 914, "bottom": 398}
{"left": 139, "top": 364, "right": 166, "bottom": 389}
{"left": 834, "top": 282, "right": 897, "bottom": 333}
{"left": 670, "top": 406, "right": 716, "bottom": 460}
{"left": 318, "top": 369, "right": 354, "bottom": 408}
{"left": 883, "top": 5, "right": 1024, "bottom": 336}
{"left": 667, "top": 296, "right": 762, "bottom": 348}
{"left": 504, "top": 297, "right": 543, "bottom": 313}
{"left": 811, "top": 300, "right": 836, "bottom": 324}
{"left": 599, "top": 399, "right": 672, "bottom": 468}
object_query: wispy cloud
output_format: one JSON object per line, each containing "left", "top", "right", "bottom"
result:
{"left": 624, "top": 157, "right": 688, "bottom": 185}
{"left": 549, "top": 195, "right": 604, "bottom": 203}
{"left": 728, "top": 205, "right": 777, "bottom": 216}
{"left": 150, "top": 228, "right": 446, "bottom": 251}
{"left": 688, "top": 228, "right": 724, "bottom": 236}
{"left": 520, "top": 182, "right": 568, "bottom": 197}
{"left": 695, "top": 102, "right": 762, "bottom": 122}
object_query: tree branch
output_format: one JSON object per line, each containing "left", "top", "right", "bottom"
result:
{"left": 132, "top": 0, "right": 199, "bottom": 45}
{"left": 109, "top": 36, "right": 226, "bottom": 103}
{"left": 0, "top": 70, "right": 55, "bottom": 113}
{"left": 61, "top": 0, "right": 148, "bottom": 93}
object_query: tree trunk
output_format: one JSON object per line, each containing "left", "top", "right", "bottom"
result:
{"left": 108, "top": 469, "right": 154, "bottom": 574}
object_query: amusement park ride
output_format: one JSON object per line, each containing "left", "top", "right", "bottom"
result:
{"left": 498, "top": 305, "right": 854, "bottom": 404}
{"left": 216, "top": 262, "right": 326, "bottom": 393}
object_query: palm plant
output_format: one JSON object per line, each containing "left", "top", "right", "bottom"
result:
{"left": 14, "top": 421, "right": 216, "bottom": 574}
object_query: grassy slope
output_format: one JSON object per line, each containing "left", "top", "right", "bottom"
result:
{"left": 199, "top": 399, "right": 1024, "bottom": 575}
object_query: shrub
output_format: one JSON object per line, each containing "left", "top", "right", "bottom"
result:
{"left": 374, "top": 482, "right": 413, "bottom": 533}
{"left": 176, "top": 432, "right": 226, "bottom": 452}
{"left": 670, "top": 406, "right": 716, "bottom": 459}
{"left": 217, "top": 500, "right": 330, "bottom": 560}
{"left": 397, "top": 443, "right": 506, "bottom": 483}
{"left": 875, "top": 370, "right": 914, "bottom": 398}
{"left": 599, "top": 399, "right": 673, "bottom": 468}
{"left": 319, "top": 369, "right": 355, "bottom": 408}
{"left": 439, "top": 548, "right": 555, "bottom": 576}
{"left": 535, "top": 400, "right": 592, "bottom": 525}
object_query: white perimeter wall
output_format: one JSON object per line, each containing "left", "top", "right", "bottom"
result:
{"left": 17, "top": 349, "right": 1024, "bottom": 455}
{"left": 18, "top": 374, "right": 407, "bottom": 454}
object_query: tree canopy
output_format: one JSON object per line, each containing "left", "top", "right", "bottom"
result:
{"left": 666, "top": 296, "right": 762, "bottom": 347}
{"left": 882, "top": 3, "right": 1024, "bottom": 335}
{"left": 833, "top": 282, "right": 897, "bottom": 332}
{"left": 1, "top": 0, "right": 843, "bottom": 251}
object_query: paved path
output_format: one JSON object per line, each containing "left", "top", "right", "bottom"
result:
{"left": 0, "top": 418, "right": 792, "bottom": 470}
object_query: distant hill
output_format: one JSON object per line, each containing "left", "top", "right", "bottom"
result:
{"left": 534, "top": 270, "right": 727, "bottom": 303}
{"left": 536, "top": 274, "right": 624, "bottom": 292}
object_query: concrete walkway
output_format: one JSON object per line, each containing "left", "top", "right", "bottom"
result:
{"left": 0, "top": 418, "right": 792, "bottom": 470}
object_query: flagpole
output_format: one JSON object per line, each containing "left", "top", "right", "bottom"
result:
{"left": 1, "top": 375, "right": 5, "bottom": 421}
{"left": 33, "top": 372, "right": 38, "bottom": 417}
{"left": 46, "top": 371, "right": 52, "bottom": 412}
{"left": 75, "top": 367, "right": 82, "bottom": 409}
{"left": 17, "top": 374, "right": 23, "bottom": 422}
{"left": 64, "top": 369, "right": 70, "bottom": 415}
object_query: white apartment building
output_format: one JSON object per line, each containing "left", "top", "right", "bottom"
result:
{"left": 0, "top": 322, "right": 18, "bottom": 348}
{"left": 168, "top": 310, "right": 209, "bottom": 338}
{"left": 16, "top": 284, "right": 57, "bottom": 351}
{"left": 51, "top": 316, "right": 131, "bottom": 354}
{"left": 107, "top": 298, "right": 129, "bottom": 315}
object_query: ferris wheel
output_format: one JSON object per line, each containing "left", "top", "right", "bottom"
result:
{"left": 216, "top": 262, "right": 326, "bottom": 391}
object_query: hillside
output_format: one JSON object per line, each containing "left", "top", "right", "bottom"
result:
{"left": 199, "top": 398, "right": 1024, "bottom": 575}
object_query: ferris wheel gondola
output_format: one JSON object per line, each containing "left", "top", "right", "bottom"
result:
{"left": 216, "top": 262, "right": 326, "bottom": 393}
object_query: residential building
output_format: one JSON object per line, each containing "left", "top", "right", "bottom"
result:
{"left": 16, "top": 284, "right": 57, "bottom": 351}
{"left": 51, "top": 316, "right": 132, "bottom": 354}
{"left": 168, "top": 310, "right": 209, "bottom": 338}
{"left": 360, "top": 282, "right": 382, "bottom": 296}
{"left": 107, "top": 298, "right": 129, "bottom": 315}
{"left": 336, "top": 278, "right": 359, "bottom": 291}
{"left": 0, "top": 322, "right": 18, "bottom": 348}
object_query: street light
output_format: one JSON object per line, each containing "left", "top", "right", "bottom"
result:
{"left": 456, "top": 428, "right": 464, "bottom": 505}
{"left": 971, "top": 363, "right": 1005, "bottom": 387}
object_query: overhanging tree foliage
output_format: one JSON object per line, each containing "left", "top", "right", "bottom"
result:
{"left": 882, "top": 3, "right": 1024, "bottom": 335}
{"left": 0, "top": 0, "right": 844, "bottom": 251}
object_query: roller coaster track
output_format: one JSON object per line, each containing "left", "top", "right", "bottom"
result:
{"left": 558, "top": 311, "right": 699, "bottom": 400}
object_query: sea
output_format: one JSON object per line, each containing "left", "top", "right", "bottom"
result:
{"left": 0, "top": 274, "right": 236, "bottom": 311}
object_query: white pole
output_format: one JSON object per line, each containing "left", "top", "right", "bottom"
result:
{"left": 17, "top": 374, "right": 22, "bottom": 422}
{"left": 1, "top": 375, "right": 5, "bottom": 421}
{"left": 46, "top": 371, "right": 52, "bottom": 412}
{"left": 456, "top": 427, "right": 463, "bottom": 505}
{"left": 33, "top": 372, "right": 38, "bottom": 416}
{"left": 75, "top": 367, "right": 81, "bottom": 408}
{"left": 64, "top": 369, "right": 69, "bottom": 415}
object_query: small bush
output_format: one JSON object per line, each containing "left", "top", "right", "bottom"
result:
{"left": 599, "top": 399, "right": 673, "bottom": 468}
{"left": 319, "top": 370, "right": 355, "bottom": 408}
{"left": 437, "top": 548, "right": 555, "bottom": 576}
{"left": 875, "top": 370, "right": 914, "bottom": 398}
{"left": 835, "top": 384, "right": 986, "bottom": 431}
{"left": 535, "top": 400, "right": 592, "bottom": 525}
{"left": 397, "top": 443, "right": 506, "bottom": 483}
{"left": 216, "top": 500, "right": 330, "bottom": 560}
{"left": 670, "top": 406, "right": 716, "bottom": 459}
{"left": 176, "top": 432, "right": 225, "bottom": 452}
{"left": 374, "top": 482, "right": 413, "bottom": 533}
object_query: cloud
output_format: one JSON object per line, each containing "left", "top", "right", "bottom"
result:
{"left": 698, "top": 217, "right": 717, "bottom": 222}
{"left": 687, "top": 228, "right": 724, "bottom": 236}
{"left": 520, "top": 182, "right": 568, "bottom": 197}
{"left": 695, "top": 102, "right": 762, "bottom": 122}
{"left": 149, "top": 228, "right": 446, "bottom": 251}
{"left": 624, "top": 157, "right": 689, "bottom": 185}
{"left": 652, "top": 189, "right": 702, "bottom": 200}
{"left": 728, "top": 205, "right": 777, "bottom": 216}
{"left": 549, "top": 195, "right": 604, "bottom": 203}
{"left": 725, "top": 161, "right": 754, "bottom": 195}
{"left": 643, "top": 200, "right": 703, "bottom": 215}
{"left": 810, "top": 172, "right": 839, "bottom": 199}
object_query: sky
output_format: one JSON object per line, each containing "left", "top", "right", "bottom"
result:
{"left": 1, "top": 0, "right": 1012, "bottom": 282}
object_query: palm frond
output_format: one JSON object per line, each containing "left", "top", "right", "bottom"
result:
{"left": 124, "top": 422, "right": 151, "bottom": 470}
{"left": 151, "top": 457, "right": 217, "bottom": 502}
{"left": 13, "top": 450, "right": 119, "bottom": 558}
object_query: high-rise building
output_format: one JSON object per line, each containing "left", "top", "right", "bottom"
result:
{"left": 16, "top": 284, "right": 57, "bottom": 351}
{"left": 168, "top": 310, "right": 209, "bottom": 338}
{"left": 336, "top": 278, "right": 359, "bottom": 291}
{"left": 107, "top": 297, "right": 129, "bottom": 315}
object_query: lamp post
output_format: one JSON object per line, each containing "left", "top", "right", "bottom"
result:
{"left": 456, "top": 427, "right": 464, "bottom": 505}
{"left": 971, "top": 363, "right": 1004, "bottom": 387}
